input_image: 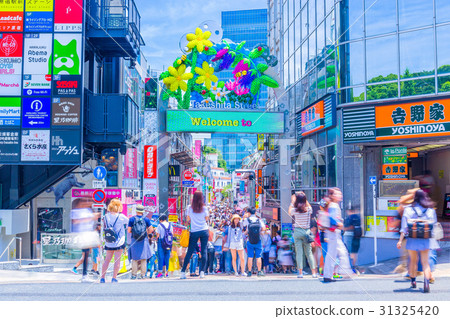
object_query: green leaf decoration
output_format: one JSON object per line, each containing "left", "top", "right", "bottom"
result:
{"left": 236, "top": 41, "right": 246, "bottom": 51}
{"left": 223, "top": 40, "right": 230, "bottom": 49}
{"left": 162, "top": 92, "right": 170, "bottom": 100}
{"left": 218, "top": 81, "right": 225, "bottom": 88}
{"left": 230, "top": 51, "right": 236, "bottom": 58}
{"left": 250, "top": 69, "right": 258, "bottom": 77}
{"left": 159, "top": 71, "right": 170, "bottom": 80}
{"left": 260, "top": 75, "right": 279, "bottom": 88}
{"left": 250, "top": 78, "right": 261, "bottom": 95}
{"left": 204, "top": 48, "right": 217, "bottom": 56}
{"left": 256, "top": 63, "right": 269, "bottom": 73}
{"left": 243, "top": 58, "right": 251, "bottom": 67}
{"left": 231, "top": 53, "right": 244, "bottom": 68}
{"left": 249, "top": 47, "right": 265, "bottom": 59}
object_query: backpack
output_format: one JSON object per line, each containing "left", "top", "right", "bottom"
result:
{"left": 131, "top": 216, "right": 147, "bottom": 241}
{"left": 104, "top": 215, "right": 120, "bottom": 243}
{"left": 160, "top": 223, "right": 173, "bottom": 250}
{"left": 247, "top": 217, "right": 261, "bottom": 245}
{"left": 352, "top": 215, "right": 362, "bottom": 238}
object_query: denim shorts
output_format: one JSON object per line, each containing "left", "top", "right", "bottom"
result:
{"left": 246, "top": 241, "right": 262, "bottom": 258}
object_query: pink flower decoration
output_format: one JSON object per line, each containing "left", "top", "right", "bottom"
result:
{"left": 225, "top": 79, "right": 240, "bottom": 91}
{"left": 234, "top": 85, "right": 250, "bottom": 96}
{"left": 233, "top": 60, "right": 249, "bottom": 77}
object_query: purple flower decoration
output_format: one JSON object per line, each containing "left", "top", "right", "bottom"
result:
{"left": 219, "top": 53, "right": 234, "bottom": 69}
{"left": 212, "top": 48, "right": 229, "bottom": 62}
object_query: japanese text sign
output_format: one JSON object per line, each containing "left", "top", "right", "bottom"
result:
{"left": 144, "top": 145, "right": 157, "bottom": 179}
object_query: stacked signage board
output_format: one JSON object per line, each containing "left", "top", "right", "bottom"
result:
{"left": 0, "top": 0, "right": 84, "bottom": 164}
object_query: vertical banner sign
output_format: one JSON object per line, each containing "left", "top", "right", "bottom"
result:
{"left": 0, "top": 33, "right": 23, "bottom": 95}
{"left": 195, "top": 140, "right": 202, "bottom": 160}
{"left": 257, "top": 169, "right": 263, "bottom": 194}
{"left": 23, "top": 33, "right": 52, "bottom": 95}
{"left": 144, "top": 145, "right": 157, "bottom": 179}
{"left": 257, "top": 134, "right": 264, "bottom": 151}
{"left": 51, "top": 97, "right": 80, "bottom": 126}
{"left": 0, "top": 97, "right": 21, "bottom": 126}
{"left": 54, "top": 0, "right": 83, "bottom": 32}
{"left": 143, "top": 179, "right": 158, "bottom": 215}
{"left": 269, "top": 134, "right": 275, "bottom": 150}
{"left": 123, "top": 148, "right": 138, "bottom": 179}
{"left": 50, "top": 130, "right": 81, "bottom": 162}
{"left": 52, "top": 33, "right": 82, "bottom": 75}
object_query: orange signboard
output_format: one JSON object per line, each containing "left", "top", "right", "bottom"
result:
{"left": 301, "top": 100, "right": 325, "bottom": 136}
{"left": 0, "top": 12, "right": 23, "bottom": 32}
{"left": 382, "top": 163, "right": 408, "bottom": 180}
{"left": 375, "top": 98, "right": 450, "bottom": 140}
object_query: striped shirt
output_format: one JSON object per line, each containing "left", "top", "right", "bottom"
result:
{"left": 292, "top": 206, "right": 312, "bottom": 229}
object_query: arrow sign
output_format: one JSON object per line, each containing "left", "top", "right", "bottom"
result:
{"left": 92, "top": 189, "right": 106, "bottom": 203}
{"left": 93, "top": 166, "right": 107, "bottom": 180}
{"left": 369, "top": 176, "right": 377, "bottom": 185}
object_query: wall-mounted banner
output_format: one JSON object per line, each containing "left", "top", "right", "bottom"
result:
{"left": 257, "top": 134, "right": 264, "bottom": 151}
{"left": 21, "top": 129, "right": 50, "bottom": 161}
{"left": 123, "top": 148, "right": 138, "bottom": 179}
{"left": 269, "top": 134, "right": 275, "bottom": 150}
{"left": 0, "top": 129, "right": 20, "bottom": 162}
{"left": 23, "top": 74, "right": 52, "bottom": 95}
{"left": 299, "top": 95, "right": 336, "bottom": 137}
{"left": 0, "top": 11, "right": 23, "bottom": 32}
{"left": 0, "top": 97, "right": 20, "bottom": 126}
{"left": 50, "top": 129, "right": 81, "bottom": 163}
{"left": 166, "top": 110, "right": 285, "bottom": 134}
{"left": 22, "top": 97, "right": 51, "bottom": 128}
{"left": 144, "top": 145, "right": 157, "bottom": 179}
{"left": 25, "top": 0, "right": 54, "bottom": 11}
{"left": 24, "top": 33, "right": 52, "bottom": 74}
{"left": 52, "top": 75, "right": 81, "bottom": 95}
{"left": 24, "top": 11, "right": 53, "bottom": 32}
{"left": 54, "top": 0, "right": 83, "bottom": 32}
{"left": 51, "top": 97, "right": 80, "bottom": 126}
{"left": 52, "top": 33, "right": 82, "bottom": 75}
{"left": 0, "top": 0, "right": 24, "bottom": 11}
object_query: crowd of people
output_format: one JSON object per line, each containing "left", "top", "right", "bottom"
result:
{"left": 70, "top": 185, "right": 440, "bottom": 293}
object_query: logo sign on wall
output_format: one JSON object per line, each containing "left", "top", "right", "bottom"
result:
{"left": 0, "top": 33, "right": 23, "bottom": 95}
{"left": 52, "top": 33, "right": 82, "bottom": 75}
{"left": 144, "top": 145, "right": 157, "bottom": 179}
{"left": 23, "top": 33, "right": 52, "bottom": 74}
{"left": 22, "top": 97, "right": 51, "bottom": 128}
{"left": 0, "top": 129, "right": 20, "bottom": 162}
{"left": 299, "top": 95, "right": 336, "bottom": 138}
{"left": 51, "top": 97, "right": 80, "bottom": 126}
{"left": 54, "top": 0, "right": 83, "bottom": 32}
{"left": 24, "top": 11, "right": 53, "bottom": 32}
{"left": 0, "top": 97, "right": 21, "bottom": 126}
{"left": 23, "top": 74, "right": 52, "bottom": 95}
{"left": 0, "top": 12, "right": 23, "bottom": 32}
{"left": 50, "top": 130, "right": 81, "bottom": 162}
{"left": 25, "top": 0, "right": 54, "bottom": 12}
{"left": 21, "top": 129, "right": 50, "bottom": 161}
{"left": 52, "top": 74, "right": 81, "bottom": 95}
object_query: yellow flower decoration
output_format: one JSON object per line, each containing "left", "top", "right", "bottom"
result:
{"left": 186, "top": 28, "right": 213, "bottom": 52}
{"left": 195, "top": 61, "right": 218, "bottom": 90}
{"left": 163, "top": 64, "right": 193, "bottom": 91}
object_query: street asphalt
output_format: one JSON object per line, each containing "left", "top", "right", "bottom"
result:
{"left": 0, "top": 275, "right": 449, "bottom": 301}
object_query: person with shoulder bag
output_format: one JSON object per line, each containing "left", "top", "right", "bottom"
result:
{"left": 127, "top": 205, "right": 152, "bottom": 279}
{"left": 289, "top": 192, "right": 318, "bottom": 278}
{"left": 243, "top": 207, "right": 266, "bottom": 277}
{"left": 100, "top": 199, "right": 129, "bottom": 283}
{"left": 155, "top": 214, "right": 174, "bottom": 278}
{"left": 397, "top": 189, "right": 437, "bottom": 293}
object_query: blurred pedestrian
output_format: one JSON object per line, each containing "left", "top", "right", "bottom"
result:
{"left": 155, "top": 214, "right": 173, "bottom": 278}
{"left": 344, "top": 205, "right": 362, "bottom": 274}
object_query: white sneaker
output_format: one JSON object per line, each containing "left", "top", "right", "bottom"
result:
{"left": 241, "top": 272, "right": 247, "bottom": 277}
{"left": 312, "top": 274, "right": 318, "bottom": 278}
{"left": 180, "top": 272, "right": 186, "bottom": 280}
{"left": 81, "top": 275, "right": 94, "bottom": 283}
{"left": 200, "top": 271, "right": 205, "bottom": 278}
{"left": 297, "top": 274, "right": 304, "bottom": 278}
{"left": 235, "top": 272, "right": 240, "bottom": 277}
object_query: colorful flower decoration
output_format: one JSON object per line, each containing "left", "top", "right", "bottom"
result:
{"left": 195, "top": 61, "right": 218, "bottom": 90}
{"left": 235, "top": 86, "right": 250, "bottom": 96}
{"left": 213, "top": 87, "right": 230, "bottom": 100}
{"left": 163, "top": 64, "right": 193, "bottom": 91}
{"left": 202, "top": 97, "right": 213, "bottom": 104}
{"left": 186, "top": 27, "right": 213, "bottom": 53}
{"left": 225, "top": 79, "right": 239, "bottom": 91}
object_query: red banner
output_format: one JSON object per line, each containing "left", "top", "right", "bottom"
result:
{"left": 144, "top": 145, "right": 157, "bottom": 179}
{"left": 0, "top": 33, "right": 23, "bottom": 57}
{"left": 168, "top": 198, "right": 177, "bottom": 215}
{"left": 0, "top": 12, "right": 23, "bottom": 32}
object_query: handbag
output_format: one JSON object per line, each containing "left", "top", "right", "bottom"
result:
{"left": 433, "top": 222, "right": 444, "bottom": 240}
{"left": 180, "top": 229, "right": 190, "bottom": 247}
{"left": 306, "top": 230, "right": 315, "bottom": 244}
{"left": 70, "top": 231, "right": 101, "bottom": 249}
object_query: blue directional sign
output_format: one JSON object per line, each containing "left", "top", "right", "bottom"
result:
{"left": 22, "top": 97, "right": 51, "bottom": 128}
{"left": 369, "top": 176, "right": 377, "bottom": 185}
{"left": 93, "top": 166, "right": 107, "bottom": 180}
{"left": 182, "top": 180, "right": 195, "bottom": 187}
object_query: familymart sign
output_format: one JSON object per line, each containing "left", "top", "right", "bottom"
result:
{"left": 166, "top": 110, "right": 285, "bottom": 134}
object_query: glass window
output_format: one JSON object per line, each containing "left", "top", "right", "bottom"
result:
{"left": 345, "top": 41, "right": 364, "bottom": 86}
{"left": 283, "top": 2, "right": 289, "bottom": 32}
{"left": 365, "top": 0, "right": 396, "bottom": 37}
{"left": 327, "top": 126, "right": 337, "bottom": 144}
{"left": 309, "top": 0, "right": 316, "bottom": 30}
{"left": 367, "top": 82, "right": 398, "bottom": 100}
{"left": 289, "top": 0, "right": 295, "bottom": 23}
{"left": 318, "top": 131, "right": 326, "bottom": 147}
{"left": 302, "top": 41, "right": 309, "bottom": 74}
{"left": 284, "top": 62, "right": 289, "bottom": 89}
{"left": 400, "top": 29, "right": 435, "bottom": 79}
{"left": 295, "top": 14, "right": 301, "bottom": 50}
{"left": 438, "top": 76, "right": 450, "bottom": 93}
{"left": 317, "top": 60, "right": 326, "bottom": 97}
{"left": 317, "top": 0, "right": 325, "bottom": 23}
{"left": 325, "top": 11, "right": 335, "bottom": 47}
{"left": 343, "top": 86, "right": 365, "bottom": 103}
{"left": 436, "top": 0, "right": 450, "bottom": 24}
{"left": 400, "top": 78, "right": 435, "bottom": 97}
{"left": 326, "top": 55, "right": 336, "bottom": 91}
{"left": 283, "top": 31, "right": 289, "bottom": 63}
{"left": 308, "top": 69, "right": 317, "bottom": 104}
{"left": 327, "top": 145, "right": 336, "bottom": 187}
{"left": 301, "top": 75, "right": 309, "bottom": 105}
{"left": 317, "top": 21, "right": 325, "bottom": 59}
{"left": 366, "top": 35, "right": 398, "bottom": 83}
{"left": 344, "top": 0, "right": 364, "bottom": 40}
{"left": 289, "top": 24, "right": 295, "bottom": 57}
{"left": 301, "top": 7, "right": 308, "bottom": 39}
{"left": 295, "top": 48, "right": 301, "bottom": 81}
{"left": 437, "top": 25, "right": 450, "bottom": 75}
{"left": 317, "top": 147, "right": 327, "bottom": 188}
{"left": 399, "top": 0, "right": 433, "bottom": 30}
{"left": 309, "top": 31, "right": 316, "bottom": 61}
{"left": 289, "top": 56, "right": 295, "bottom": 85}
{"left": 326, "top": 0, "right": 334, "bottom": 15}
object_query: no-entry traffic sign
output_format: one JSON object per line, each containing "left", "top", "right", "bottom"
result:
{"left": 92, "top": 189, "right": 106, "bottom": 203}
{"left": 183, "top": 170, "right": 193, "bottom": 180}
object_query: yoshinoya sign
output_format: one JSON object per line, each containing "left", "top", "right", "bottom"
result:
{"left": 166, "top": 110, "right": 285, "bottom": 134}
{"left": 51, "top": 97, "right": 80, "bottom": 126}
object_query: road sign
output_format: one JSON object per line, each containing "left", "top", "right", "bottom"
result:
{"left": 92, "top": 204, "right": 106, "bottom": 209}
{"left": 369, "top": 176, "right": 377, "bottom": 185}
{"left": 93, "top": 166, "right": 107, "bottom": 180}
{"left": 92, "top": 180, "right": 106, "bottom": 189}
{"left": 183, "top": 170, "right": 193, "bottom": 180}
{"left": 182, "top": 180, "right": 195, "bottom": 187}
{"left": 92, "top": 189, "right": 106, "bottom": 203}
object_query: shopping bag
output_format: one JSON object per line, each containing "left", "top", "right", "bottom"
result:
{"left": 180, "top": 229, "right": 190, "bottom": 248}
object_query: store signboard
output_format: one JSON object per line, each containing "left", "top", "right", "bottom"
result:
{"left": 23, "top": 33, "right": 52, "bottom": 74}
{"left": 382, "top": 147, "right": 407, "bottom": 156}
{"left": 382, "top": 146, "right": 408, "bottom": 180}
{"left": 382, "top": 163, "right": 408, "bottom": 180}
{"left": 72, "top": 188, "right": 122, "bottom": 200}
{"left": 23, "top": 74, "right": 52, "bottom": 95}
{"left": 301, "top": 100, "right": 325, "bottom": 136}
{"left": 0, "top": 97, "right": 21, "bottom": 126}
{"left": 343, "top": 106, "right": 376, "bottom": 143}
{"left": 52, "top": 75, "right": 81, "bottom": 95}
{"left": 0, "top": 11, "right": 23, "bottom": 32}
{"left": 143, "top": 145, "right": 157, "bottom": 178}
{"left": 51, "top": 97, "right": 80, "bottom": 126}
{"left": 24, "top": 11, "right": 53, "bottom": 32}
{"left": 168, "top": 198, "right": 177, "bottom": 215}
{"left": 123, "top": 148, "right": 138, "bottom": 179}
{"left": 25, "top": 0, "right": 54, "bottom": 11}
{"left": 52, "top": 33, "right": 82, "bottom": 75}
{"left": 50, "top": 130, "right": 81, "bottom": 162}
{"left": 0, "top": 33, "right": 23, "bottom": 95}
{"left": 21, "top": 129, "right": 50, "bottom": 161}
{"left": 0, "top": 0, "right": 24, "bottom": 11}
{"left": 257, "top": 134, "right": 264, "bottom": 151}
{"left": 269, "top": 134, "right": 275, "bottom": 150}
{"left": 167, "top": 110, "right": 285, "bottom": 134}
{"left": 22, "top": 97, "right": 51, "bottom": 128}
{"left": 54, "top": 0, "right": 83, "bottom": 32}
{"left": 0, "top": 129, "right": 20, "bottom": 162}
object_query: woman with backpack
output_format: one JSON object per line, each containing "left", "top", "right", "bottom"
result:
{"left": 155, "top": 214, "right": 174, "bottom": 278}
{"left": 127, "top": 205, "right": 152, "bottom": 280}
{"left": 289, "top": 192, "right": 318, "bottom": 278}
{"left": 180, "top": 191, "right": 210, "bottom": 279}
{"left": 100, "top": 199, "right": 129, "bottom": 283}
{"left": 396, "top": 189, "right": 437, "bottom": 293}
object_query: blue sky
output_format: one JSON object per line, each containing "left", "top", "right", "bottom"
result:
{"left": 134, "top": 0, "right": 267, "bottom": 72}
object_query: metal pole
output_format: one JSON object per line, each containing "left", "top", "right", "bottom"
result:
{"left": 373, "top": 183, "right": 377, "bottom": 266}
{"left": 18, "top": 237, "right": 22, "bottom": 268}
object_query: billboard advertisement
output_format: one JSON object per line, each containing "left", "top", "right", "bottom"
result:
{"left": 0, "top": 97, "right": 20, "bottom": 126}
{"left": 22, "top": 97, "right": 51, "bottom": 128}
{"left": 51, "top": 97, "right": 80, "bottom": 126}
{"left": 21, "top": 129, "right": 50, "bottom": 161}
{"left": 166, "top": 110, "right": 285, "bottom": 134}
{"left": 0, "top": 11, "right": 23, "bottom": 32}
{"left": 0, "top": 129, "right": 20, "bottom": 162}
{"left": 50, "top": 129, "right": 81, "bottom": 162}
{"left": 54, "top": 0, "right": 83, "bottom": 32}
{"left": 52, "top": 33, "right": 82, "bottom": 75}
{"left": 24, "top": 11, "right": 53, "bottom": 32}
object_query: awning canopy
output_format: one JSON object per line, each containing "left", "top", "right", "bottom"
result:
{"left": 171, "top": 151, "right": 200, "bottom": 168}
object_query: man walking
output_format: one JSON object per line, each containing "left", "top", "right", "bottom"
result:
{"left": 243, "top": 208, "right": 266, "bottom": 277}
{"left": 127, "top": 205, "right": 152, "bottom": 279}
